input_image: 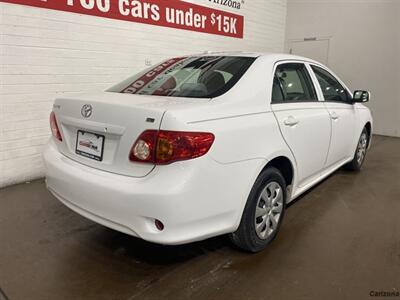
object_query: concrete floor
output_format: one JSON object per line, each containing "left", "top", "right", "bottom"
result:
{"left": 0, "top": 135, "right": 399, "bottom": 300}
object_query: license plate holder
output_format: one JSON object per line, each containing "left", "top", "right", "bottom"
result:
{"left": 75, "top": 130, "right": 105, "bottom": 161}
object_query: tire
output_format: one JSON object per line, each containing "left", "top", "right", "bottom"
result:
{"left": 230, "top": 167, "right": 287, "bottom": 253}
{"left": 344, "top": 127, "right": 369, "bottom": 171}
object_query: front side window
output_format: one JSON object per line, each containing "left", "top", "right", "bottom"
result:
{"left": 108, "top": 56, "right": 255, "bottom": 99}
{"left": 272, "top": 63, "right": 317, "bottom": 103}
{"left": 311, "top": 65, "right": 350, "bottom": 102}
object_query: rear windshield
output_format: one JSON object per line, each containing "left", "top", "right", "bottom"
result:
{"left": 108, "top": 56, "right": 255, "bottom": 98}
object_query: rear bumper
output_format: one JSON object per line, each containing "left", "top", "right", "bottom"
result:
{"left": 43, "top": 140, "right": 263, "bottom": 245}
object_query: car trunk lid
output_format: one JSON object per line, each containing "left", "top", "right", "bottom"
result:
{"left": 53, "top": 92, "right": 173, "bottom": 177}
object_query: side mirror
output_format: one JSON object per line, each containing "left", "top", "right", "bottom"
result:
{"left": 353, "top": 90, "right": 370, "bottom": 103}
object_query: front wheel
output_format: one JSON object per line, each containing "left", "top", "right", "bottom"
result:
{"left": 230, "top": 167, "right": 286, "bottom": 253}
{"left": 345, "top": 128, "right": 369, "bottom": 171}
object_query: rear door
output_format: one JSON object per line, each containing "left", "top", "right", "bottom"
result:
{"left": 309, "top": 65, "right": 356, "bottom": 167}
{"left": 271, "top": 62, "right": 331, "bottom": 187}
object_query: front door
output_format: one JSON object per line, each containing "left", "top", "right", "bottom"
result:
{"left": 310, "top": 65, "right": 356, "bottom": 168}
{"left": 271, "top": 62, "right": 331, "bottom": 187}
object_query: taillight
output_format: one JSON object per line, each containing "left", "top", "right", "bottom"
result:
{"left": 129, "top": 130, "right": 157, "bottom": 163}
{"left": 50, "top": 111, "right": 62, "bottom": 141}
{"left": 129, "top": 130, "right": 215, "bottom": 164}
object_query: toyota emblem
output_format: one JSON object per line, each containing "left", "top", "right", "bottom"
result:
{"left": 81, "top": 104, "right": 93, "bottom": 118}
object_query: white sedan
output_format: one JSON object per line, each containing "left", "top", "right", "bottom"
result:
{"left": 44, "top": 52, "right": 372, "bottom": 252}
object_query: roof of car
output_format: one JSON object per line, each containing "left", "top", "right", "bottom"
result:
{"left": 188, "top": 51, "right": 321, "bottom": 65}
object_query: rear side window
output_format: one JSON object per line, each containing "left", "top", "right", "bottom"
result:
{"left": 272, "top": 63, "right": 317, "bottom": 103}
{"left": 311, "top": 65, "right": 351, "bottom": 102}
{"left": 108, "top": 56, "right": 255, "bottom": 99}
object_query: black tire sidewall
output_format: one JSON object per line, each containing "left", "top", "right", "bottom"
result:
{"left": 233, "top": 167, "right": 287, "bottom": 252}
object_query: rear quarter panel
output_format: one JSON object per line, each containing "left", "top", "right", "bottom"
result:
{"left": 184, "top": 112, "right": 293, "bottom": 165}
{"left": 160, "top": 109, "right": 296, "bottom": 229}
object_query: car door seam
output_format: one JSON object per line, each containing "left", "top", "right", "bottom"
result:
{"left": 322, "top": 102, "right": 333, "bottom": 167}
{"left": 271, "top": 108, "right": 299, "bottom": 173}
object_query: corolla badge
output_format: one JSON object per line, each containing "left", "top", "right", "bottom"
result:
{"left": 81, "top": 104, "right": 93, "bottom": 118}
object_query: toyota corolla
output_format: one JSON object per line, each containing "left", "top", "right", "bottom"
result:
{"left": 44, "top": 53, "right": 372, "bottom": 252}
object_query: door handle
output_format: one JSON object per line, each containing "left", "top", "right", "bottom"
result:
{"left": 284, "top": 116, "right": 299, "bottom": 127}
{"left": 330, "top": 112, "right": 340, "bottom": 120}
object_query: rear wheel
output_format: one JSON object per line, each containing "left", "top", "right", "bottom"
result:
{"left": 230, "top": 167, "right": 286, "bottom": 253}
{"left": 345, "top": 128, "right": 369, "bottom": 171}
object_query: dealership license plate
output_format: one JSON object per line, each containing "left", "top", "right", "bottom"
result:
{"left": 75, "top": 130, "right": 105, "bottom": 161}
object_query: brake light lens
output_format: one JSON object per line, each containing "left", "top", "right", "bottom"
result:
{"left": 130, "top": 130, "right": 215, "bottom": 164}
{"left": 50, "top": 111, "right": 62, "bottom": 141}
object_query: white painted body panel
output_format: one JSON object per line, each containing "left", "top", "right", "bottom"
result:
{"left": 323, "top": 101, "right": 357, "bottom": 167}
{"left": 271, "top": 102, "right": 331, "bottom": 187}
{"left": 43, "top": 52, "right": 373, "bottom": 245}
{"left": 44, "top": 139, "right": 265, "bottom": 245}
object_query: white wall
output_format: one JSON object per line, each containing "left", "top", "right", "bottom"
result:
{"left": 0, "top": 0, "right": 287, "bottom": 188}
{"left": 286, "top": 0, "right": 400, "bottom": 137}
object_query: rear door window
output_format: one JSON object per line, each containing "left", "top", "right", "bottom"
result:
{"left": 272, "top": 63, "right": 317, "bottom": 103}
{"left": 108, "top": 56, "right": 255, "bottom": 98}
